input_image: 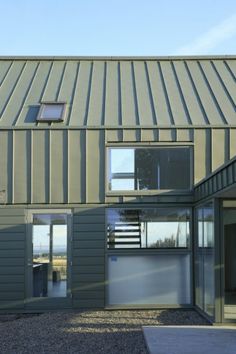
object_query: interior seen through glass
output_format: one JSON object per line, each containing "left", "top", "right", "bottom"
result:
{"left": 107, "top": 208, "right": 190, "bottom": 248}
{"left": 32, "top": 214, "right": 67, "bottom": 298}
{"left": 109, "top": 147, "right": 191, "bottom": 191}
{"left": 223, "top": 207, "right": 236, "bottom": 319}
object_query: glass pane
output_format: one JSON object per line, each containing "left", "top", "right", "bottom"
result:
{"left": 107, "top": 255, "right": 191, "bottom": 305}
{"left": 107, "top": 208, "right": 190, "bottom": 249}
{"left": 109, "top": 149, "right": 134, "bottom": 190}
{"left": 32, "top": 214, "right": 67, "bottom": 298}
{"left": 111, "top": 178, "right": 134, "bottom": 191}
{"left": 195, "top": 204, "right": 215, "bottom": 318}
{"left": 223, "top": 207, "right": 236, "bottom": 319}
{"left": 109, "top": 147, "right": 191, "bottom": 191}
{"left": 203, "top": 205, "right": 214, "bottom": 316}
{"left": 41, "top": 104, "right": 64, "bottom": 120}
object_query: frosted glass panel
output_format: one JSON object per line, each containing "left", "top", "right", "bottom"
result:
{"left": 107, "top": 255, "right": 191, "bottom": 305}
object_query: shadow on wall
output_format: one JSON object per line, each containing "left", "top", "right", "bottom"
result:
{"left": 24, "top": 106, "right": 39, "bottom": 123}
{"left": 0, "top": 222, "right": 26, "bottom": 311}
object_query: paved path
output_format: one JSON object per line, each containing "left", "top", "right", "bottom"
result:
{"left": 143, "top": 326, "right": 236, "bottom": 354}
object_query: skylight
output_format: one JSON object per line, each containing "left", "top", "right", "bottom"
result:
{"left": 37, "top": 102, "right": 66, "bottom": 122}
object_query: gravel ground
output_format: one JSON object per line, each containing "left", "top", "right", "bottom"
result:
{"left": 0, "top": 310, "right": 209, "bottom": 354}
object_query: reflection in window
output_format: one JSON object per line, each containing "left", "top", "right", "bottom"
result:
{"left": 108, "top": 147, "right": 191, "bottom": 191}
{"left": 32, "top": 214, "right": 68, "bottom": 298}
{"left": 196, "top": 204, "right": 214, "bottom": 317}
{"left": 37, "top": 103, "right": 66, "bottom": 122}
{"left": 107, "top": 208, "right": 190, "bottom": 249}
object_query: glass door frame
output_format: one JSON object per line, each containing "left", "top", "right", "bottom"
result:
{"left": 221, "top": 201, "right": 236, "bottom": 323}
{"left": 25, "top": 209, "right": 72, "bottom": 309}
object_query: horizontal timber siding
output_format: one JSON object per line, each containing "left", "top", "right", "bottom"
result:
{"left": 0, "top": 208, "right": 25, "bottom": 310}
{"left": 72, "top": 206, "right": 105, "bottom": 308}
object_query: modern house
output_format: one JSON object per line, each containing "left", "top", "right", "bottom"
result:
{"left": 0, "top": 56, "right": 236, "bottom": 324}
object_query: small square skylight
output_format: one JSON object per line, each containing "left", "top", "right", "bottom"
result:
{"left": 37, "top": 102, "right": 66, "bottom": 122}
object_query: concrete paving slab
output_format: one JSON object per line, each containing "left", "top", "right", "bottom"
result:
{"left": 143, "top": 326, "right": 236, "bottom": 354}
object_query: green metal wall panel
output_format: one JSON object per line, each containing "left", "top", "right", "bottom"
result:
{"left": 13, "top": 130, "right": 31, "bottom": 203}
{"left": 104, "top": 62, "right": 120, "bottom": 126}
{"left": 68, "top": 130, "right": 86, "bottom": 203}
{"left": 50, "top": 130, "right": 67, "bottom": 203}
{"left": 32, "top": 130, "right": 49, "bottom": 203}
{"left": 230, "top": 129, "right": 236, "bottom": 159}
{"left": 0, "top": 127, "right": 235, "bottom": 205}
{"left": 72, "top": 207, "right": 105, "bottom": 309}
{"left": 0, "top": 208, "right": 25, "bottom": 310}
{"left": 159, "top": 61, "right": 190, "bottom": 125}
{"left": 0, "top": 131, "right": 12, "bottom": 203}
{"left": 86, "top": 130, "right": 105, "bottom": 203}
{"left": 120, "top": 62, "right": 138, "bottom": 126}
{"left": 194, "top": 129, "right": 211, "bottom": 183}
{"left": 212, "top": 129, "right": 228, "bottom": 171}
{"left": 133, "top": 62, "right": 155, "bottom": 125}
{"left": 86, "top": 61, "right": 105, "bottom": 126}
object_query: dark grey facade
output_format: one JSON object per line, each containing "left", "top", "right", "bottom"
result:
{"left": 0, "top": 56, "right": 236, "bottom": 323}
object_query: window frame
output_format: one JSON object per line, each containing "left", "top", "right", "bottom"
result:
{"left": 106, "top": 144, "right": 194, "bottom": 195}
{"left": 106, "top": 206, "right": 191, "bottom": 250}
{"left": 36, "top": 102, "right": 67, "bottom": 122}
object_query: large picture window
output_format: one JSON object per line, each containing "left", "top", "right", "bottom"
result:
{"left": 107, "top": 208, "right": 190, "bottom": 249}
{"left": 108, "top": 147, "right": 191, "bottom": 191}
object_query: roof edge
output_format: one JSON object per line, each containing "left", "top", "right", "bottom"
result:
{"left": 0, "top": 55, "right": 235, "bottom": 61}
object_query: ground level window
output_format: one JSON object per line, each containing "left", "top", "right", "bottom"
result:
{"left": 107, "top": 208, "right": 190, "bottom": 249}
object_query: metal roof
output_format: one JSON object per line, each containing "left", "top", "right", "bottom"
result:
{"left": 0, "top": 56, "right": 235, "bottom": 128}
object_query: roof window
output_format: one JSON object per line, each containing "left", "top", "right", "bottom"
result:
{"left": 37, "top": 102, "right": 66, "bottom": 122}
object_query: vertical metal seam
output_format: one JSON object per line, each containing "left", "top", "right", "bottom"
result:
{"left": 84, "top": 62, "right": 93, "bottom": 126}
{"left": 64, "top": 129, "right": 68, "bottom": 204}
{"left": 85, "top": 130, "right": 87, "bottom": 203}
{"left": 8, "top": 130, "right": 13, "bottom": 204}
{"left": 184, "top": 61, "right": 210, "bottom": 125}
{"left": 144, "top": 61, "right": 157, "bottom": 125}
{"left": 157, "top": 61, "right": 175, "bottom": 125}
{"left": 0, "top": 61, "right": 27, "bottom": 119}
{"left": 67, "top": 130, "right": 70, "bottom": 203}
{"left": 171, "top": 61, "right": 192, "bottom": 125}
{"left": 209, "top": 128, "right": 213, "bottom": 174}
{"left": 101, "top": 61, "right": 107, "bottom": 126}
{"left": 46, "top": 130, "right": 50, "bottom": 204}
{"left": 0, "top": 61, "right": 13, "bottom": 87}
{"left": 117, "top": 61, "right": 122, "bottom": 126}
{"left": 12, "top": 130, "right": 15, "bottom": 204}
{"left": 56, "top": 61, "right": 67, "bottom": 101}
{"left": 66, "top": 61, "right": 80, "bottom": 126}
{"left": 210, "top": 61, "right": 236, "bottom": 111}
{"left": 14, "top": 61, "right": 40, "bottom": 126}
{"left": 48, "top": 129, "right": 51, "bottom": 204}
{"left": 223, "top": 60, "right": 236, "bottom": 82}
{"left": 131, "top": 61, "right": 140, "bottom": 125}
{"left": 197, "top": 61, "right": 227, "bottom": 124}
{"left": 28, "top": 130, "right": 32, "bottom": 204}
{"left": 225, "top": 128, "right": 230, "bottom": 163}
